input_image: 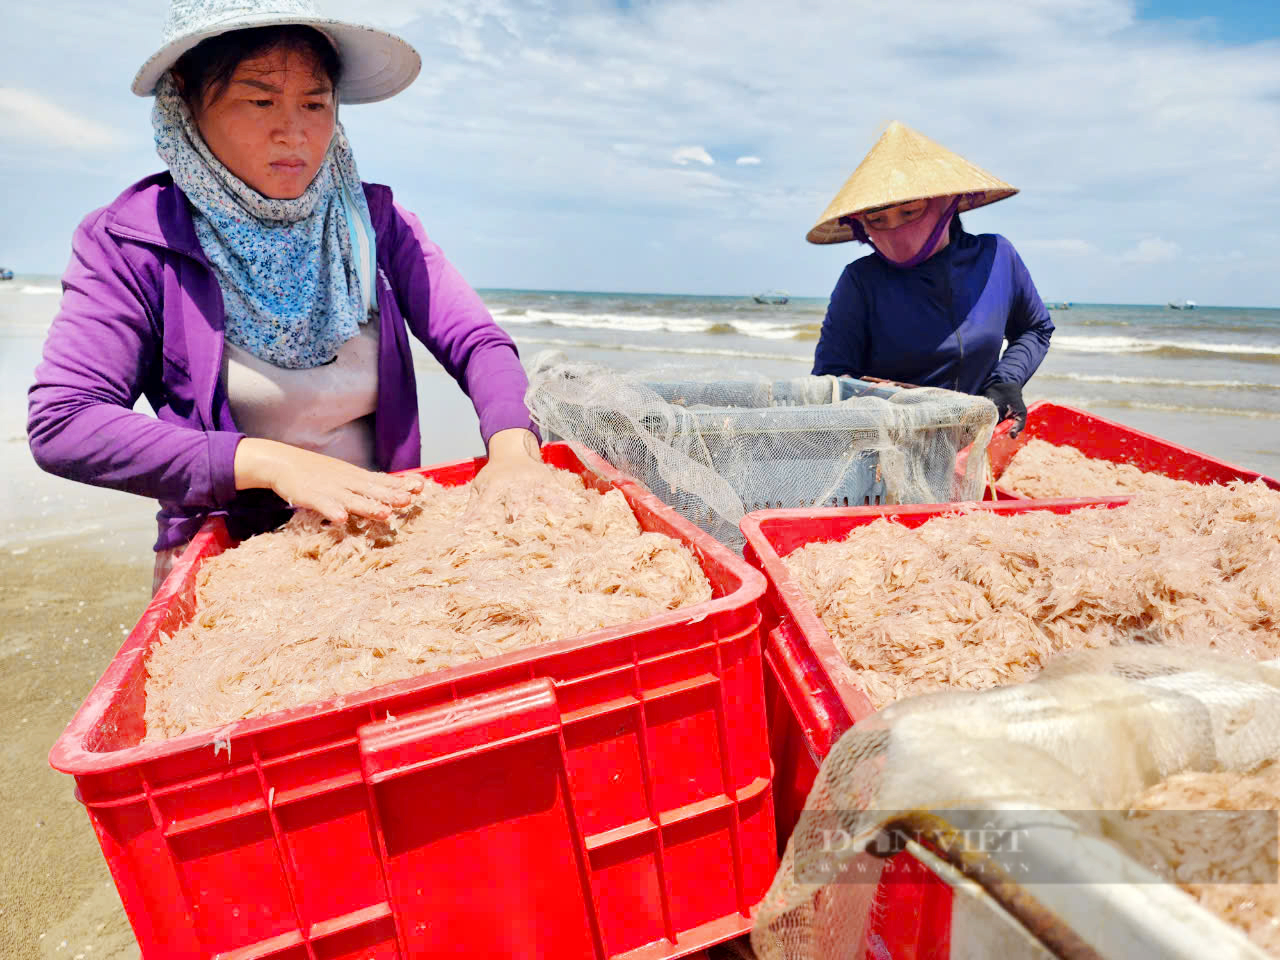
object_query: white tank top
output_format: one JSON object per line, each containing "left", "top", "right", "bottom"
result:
{"left": 222, "top": 321, "right": 380, "bottom": 470}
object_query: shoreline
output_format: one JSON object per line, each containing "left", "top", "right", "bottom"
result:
{"left": 2, "top": 531, "right": 152, "bottom": 960}
{"left": 1, "top": 366, "right": 493, "bottom": 959}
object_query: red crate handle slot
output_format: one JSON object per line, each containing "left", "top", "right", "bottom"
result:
{"left": 358, "top": 678, "right": 562, "bottom": 784}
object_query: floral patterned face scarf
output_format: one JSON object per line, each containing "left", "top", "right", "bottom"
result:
{"left": 152, "top": 72, "right": 377, "bottom": 370}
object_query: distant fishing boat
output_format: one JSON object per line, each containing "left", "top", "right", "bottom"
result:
{"left": 0, "top": 268, "right": 14, "bottom": 281}
{"left": 1168, "top": 299, "right": 1196, "bottom": 310}
{"left": 1046, "top": 301, "right": 1071, "bottom": 310}
{"left": 753, "top": 289, "right": 789, "bottom": 305}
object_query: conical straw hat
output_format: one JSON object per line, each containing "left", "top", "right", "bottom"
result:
{"left": 807, "top": 121, "right": 1018, "bottom": 245}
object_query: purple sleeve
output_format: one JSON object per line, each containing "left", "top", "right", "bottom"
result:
{"left": 26, "top": 215, "right": 243, "bottom": 507}
{"left": 383, "top": 201, "right": 539, "bottom": 448}
{"left": 986, "top": 240, "right": 1054, "bottom": 388}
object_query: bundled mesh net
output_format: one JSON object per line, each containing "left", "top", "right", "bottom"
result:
{"left": 752, "top": 648, "right": 1280, "bottom": 960}
{"left": 524, "top": 353, "right": 999, "bottom": 550}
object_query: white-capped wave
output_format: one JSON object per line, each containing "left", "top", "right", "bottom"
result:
{"left": 1053, "top": 335, "right": 1280, "bottom": 358}
{"left": 510, "top": 335, "right": 811, "bottom": 363}
{"left": 18, "top": 285, "right": 61, "bottom": 295}
{"left": 496, "top": 308, "right": 708, "bottom": 334}
{"left": 1042, "top": 394, "right": 1280, "bottom": 420}
{"left": 1039, "top": 372, "right": 1280, "bottom": 391}
{"left": 728, "top": 319, "right": 812, "bottom": 340}
{"left": 494, "top": 308, "right": 811, "bottom": 340}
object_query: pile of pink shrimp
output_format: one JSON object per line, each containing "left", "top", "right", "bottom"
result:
{"left": 143, "top": 468, "right": 711, "bottom": 740}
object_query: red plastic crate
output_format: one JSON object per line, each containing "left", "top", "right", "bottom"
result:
{"left": 741, "top": 498, "right": 1130, "bottom": 960}
{"left": 50, "top": 443, "right": 777, "bottom": 960}
{"left": 957, "top": 400, "right": 1280, "bottom": 500}
{"left": 743, "top": 497, "right": 1130, "bottom": 822}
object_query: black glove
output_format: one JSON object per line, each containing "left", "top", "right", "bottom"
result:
{"left": 981, "top": 382, "right": 1027, "bottom": 438}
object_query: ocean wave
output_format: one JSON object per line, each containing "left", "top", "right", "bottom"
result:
{"left": 1052, "top": 335, "right": 1280, "bottom": 360}
{"left": 1060, "top": 319, "right": 1278, "bottom": 335}
{"left": 1160, "top": 323, "right": 1280, "bottom": 335}
{"left": 494, "top": 307, "right": 819, "bottom": 341}
{"left": 510, "top": 335, "right": 812, "bottom": 363}
{"left": 17, "top": 285, "right": 61, "bottom": 296}
{"left": 495, "top": 308, "right": 707, "bottom": 334}
{"left": 1038, "top": 372, "right": 1280, "bottom": 391}
{"left": 1064, "top": 319, "right": 1130, "bottom": 327}
{"left": 1042, "top": 395, "right": 1280, "bottom": 420}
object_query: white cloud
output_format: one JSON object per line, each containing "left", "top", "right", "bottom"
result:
{"left": 672, "top": 145, "right": 715, "bottom": 166}
{"left": 735, "top": 155, "right": 762, "bottom": 166}
{"left": 0, "top": 87, "right": 126, "bottom": 150}
{"left": 1119, "top": 237, "right": 1181, "bottom": 264}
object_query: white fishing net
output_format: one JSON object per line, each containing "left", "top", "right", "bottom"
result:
{"left": 523, "top": 353, "right": 999, "bottom": 550}
{"left": 751, "top": 647, "right": 1280, "bottom": 960}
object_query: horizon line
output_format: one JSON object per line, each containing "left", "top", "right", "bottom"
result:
{"left": 3, "top": 274, "right": 1278, "bottom": 311}
{"left": 473, "top": 288, "right": 1279, "bottom": 310}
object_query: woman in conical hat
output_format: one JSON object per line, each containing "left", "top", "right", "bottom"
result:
{"left": 28, "top": 0, "right": 554, "bottom": 593}
{"left": 808, "top": 121, "right": 1054, "bottom": 437}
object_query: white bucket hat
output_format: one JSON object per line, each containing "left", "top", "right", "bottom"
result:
{"left": 132, "top": 0, "right": 422, "bottom": 105}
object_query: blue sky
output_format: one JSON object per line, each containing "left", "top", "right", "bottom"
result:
{"left": 1138, "top": 0, "right": 1280, "bottom": 43}
{"left": 3, "top": 0, "right": 1280, "bottom": 306}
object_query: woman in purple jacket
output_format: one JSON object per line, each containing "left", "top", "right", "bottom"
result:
{"left": 28, "top": 1, "right": 550, "bottom": 591}
{"left": 807, "top": 121, "right": 1055, "bottom": 438}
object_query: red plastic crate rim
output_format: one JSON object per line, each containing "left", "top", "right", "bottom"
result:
{"left": 49, "top": 443, "right": 778, "bottom": 960}
{"left": 957, "top": 400, "right": 1280, "bottom": 500}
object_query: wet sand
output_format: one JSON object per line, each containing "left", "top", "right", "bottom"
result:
{"left": 1, "top": 365, "right": 497, "bottom": 959}
{"left": 0, "top": 492, "right": 153, "bottom": 959}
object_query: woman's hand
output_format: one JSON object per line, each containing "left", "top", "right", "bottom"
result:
{"left": 468, "top": 428, "right": 560, "bottom": 515}
{"left": 233, "top": 438, "right": 424, "bottom": 524}
{"left": 980, "top": 382, "right": 1028, "bottom": 439}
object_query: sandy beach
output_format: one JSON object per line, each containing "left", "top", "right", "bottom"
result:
{"left": 1, "top": 500, "right": 152, "bottom": 960}
{"left": 1, "top": 407, "right": 160, "bottom": 956}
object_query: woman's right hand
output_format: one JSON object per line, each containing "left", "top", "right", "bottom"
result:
{"left": 233, "top": 438, "right": 424, "bottom": 524}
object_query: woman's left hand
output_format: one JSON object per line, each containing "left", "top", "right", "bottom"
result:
{"left": 468, "top": 428, "right": 562, "bottom": 517}
{"left": 981, "top": 382, "right": 1028, "bottom": 438}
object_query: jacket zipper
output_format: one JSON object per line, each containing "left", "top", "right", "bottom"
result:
{"left": 944, "top": 260, "right": 964, "bottom": 391}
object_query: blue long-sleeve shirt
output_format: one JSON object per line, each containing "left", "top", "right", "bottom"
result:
{"left": 811, "top": 230, "right": 1054, "bottom": 394}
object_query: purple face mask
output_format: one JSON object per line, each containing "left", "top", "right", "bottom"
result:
{"left": 841, "top": 194, "right": 968, "bottom": 269}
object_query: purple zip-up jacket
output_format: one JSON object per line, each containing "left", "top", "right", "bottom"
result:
{"left": 27, "top": 173, "right": 537, "bottom": 552}
{"left": 812, "top": 229, "right": 1054, "bottom": 393}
